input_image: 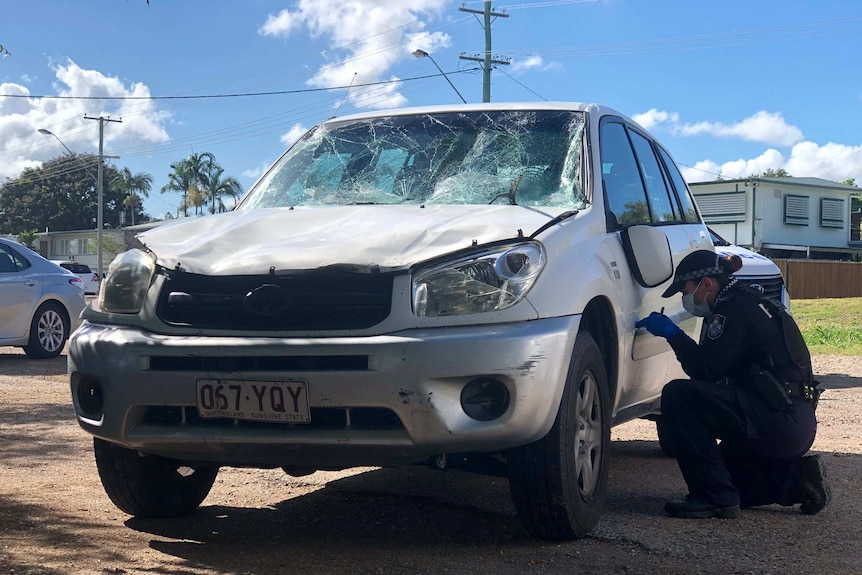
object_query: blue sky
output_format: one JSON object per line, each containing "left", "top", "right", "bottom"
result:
{"left": 2, "top": 0, "right": 861, "bottom": 223}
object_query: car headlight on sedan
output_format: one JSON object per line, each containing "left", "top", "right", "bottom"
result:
{"left": 98, "top": 249, "right": 157, "bottom": 314}
{"left": 412, "top": 242, "right": 546, "bottom": 317}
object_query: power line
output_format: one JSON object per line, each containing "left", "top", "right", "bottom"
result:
{"left": 0, "top": 71, "right": 472, "bottom": 101}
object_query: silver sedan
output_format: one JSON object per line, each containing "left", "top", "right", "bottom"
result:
{"left": 0, "top": 238, "right": 86, "bottom": 358}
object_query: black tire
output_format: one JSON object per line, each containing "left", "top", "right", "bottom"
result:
{"left": 93, "top": 438, "right": 219, "bottom": 518}
{"left": 23, "top": 302, "right": 69, "bottom": 359}
{"left": 656, "top": 416, "right": 677, "bottom": 458}
{"left": 507, "top": 332, "right": 611, "bottom": 540}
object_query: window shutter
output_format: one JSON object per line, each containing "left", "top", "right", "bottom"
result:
{"left": 820, "top": 197, "right": 844, "bottom": 228}
{"left": 783, "top": 194, "right": 809, "bottom": 225}
{"left": 695, "top": 192, "right": 746, "bottom": 223}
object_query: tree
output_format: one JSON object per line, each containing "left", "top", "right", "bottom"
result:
{"left": 0, "top": 154, "right": 133, "bottom": 234}
{"left": 111, "top": 167, "right": 153, "bottom": 226}
{"left": 16, "top": 229, "right": 39, "bottom": 248}
{"left": 756, "top": 168, "right": 792, "bottom": 178}
{"left": 161, "top": 152, "right": 241, "bottom": 216}
{"left": 161, "top": 152, "right": 214, "bottom": 217}
{"left": 200, "top": 165, "right": 242, "bottom": 213}
{"left": 842, "top": 178, "right": 857, "bottom": 187}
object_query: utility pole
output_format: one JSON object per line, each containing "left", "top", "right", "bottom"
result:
{"left": 459, "top": 0, "right": 510, "bottom": 103}
{"left": 84, "top": 115, "right": 122, "bottom": 280}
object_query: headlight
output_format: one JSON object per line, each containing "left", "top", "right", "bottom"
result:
{"left": 412, "top": 242, "right": 546, "bottom": 317}
{"left": 98, "top": 249, "right": 157, "bottom": 314}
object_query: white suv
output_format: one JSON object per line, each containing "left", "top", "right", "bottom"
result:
{"left": 69, "top": 102, "right": 716, "bottom": 540}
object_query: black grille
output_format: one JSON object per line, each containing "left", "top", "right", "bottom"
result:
{"left": 144, "top": 406, "right": 404, "bottom": 431}
{"left": 156, "top": 270, "right": 394, "bottom": 330}
{"left": 737, "top": 275, "right": 785, "bottom": 303}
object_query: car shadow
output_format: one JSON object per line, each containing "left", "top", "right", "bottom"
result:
{"left": 0, "top": 350, "right": 68, "bottom": 377}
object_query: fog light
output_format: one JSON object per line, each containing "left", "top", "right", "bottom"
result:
{"left": 77, "top": 377, "right": 104, "bottom": 419}
{"left": 460, "top": 378, "right": 510, "bottom": 421}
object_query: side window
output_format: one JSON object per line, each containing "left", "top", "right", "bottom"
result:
{"left": 600, "top": 122, "right": 650, "bottom": 227}
{"left": 0, "top": 245, "right": 29, "bottom": 273}
{"left": 659, "top": 147, "right": 699, "bottom": 222}
{"left": 0, "top": 246, "right": 15, "bottom": 273}
{"left": 628, "top": 130, "right": 678, "bottom": 222}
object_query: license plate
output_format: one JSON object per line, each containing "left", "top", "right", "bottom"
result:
{"left": 196, "top": 379, "right": 310, "bottom": 423}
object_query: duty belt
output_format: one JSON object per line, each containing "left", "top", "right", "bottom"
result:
{"left": 783, "top": 380, "right": 822, "bottom": 407}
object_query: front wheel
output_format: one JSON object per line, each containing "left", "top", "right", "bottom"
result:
{"left": 93, "top": 438, "right": 219, "bottom": 518}
{"left": 507, "top": 332, "right": 611, "bottom": 540}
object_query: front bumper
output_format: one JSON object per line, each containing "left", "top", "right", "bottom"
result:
{"left": 68, "top": 315, "right": 580, "bottom": 469}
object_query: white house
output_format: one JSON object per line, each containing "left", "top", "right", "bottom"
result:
{"left": 690, "top": 177, "right": 862, "bottom": 260}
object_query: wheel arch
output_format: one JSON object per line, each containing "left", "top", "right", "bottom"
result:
{"left": 31, "top": 298, "right": 72, "bottom": 332}
{"left": 576, "top": 296, "right": 618, "bottom": 410}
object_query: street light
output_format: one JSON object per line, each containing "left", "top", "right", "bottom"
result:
{"left": 38, "top": 128, "right": 103, "bottom": 278}
{"left": 412, "top": 49, "right": 467, "bottom": 104}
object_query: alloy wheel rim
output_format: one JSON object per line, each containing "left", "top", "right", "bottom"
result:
{"left": 38, "top": 310, "right": 64, "bottom": 352}
{"left": 575, "top": 370, "right": 603, "bottom": 497}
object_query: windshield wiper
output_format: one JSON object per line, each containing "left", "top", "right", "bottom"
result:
{"left": 529, "top": 209, "right": 579, "bottom": 239}
{"left": 488, "top": 174, "right": 524, "bottom": 205}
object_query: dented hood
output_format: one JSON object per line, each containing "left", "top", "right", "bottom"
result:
{"left": 138, "top": 205, "right": 561, "bottom": 275}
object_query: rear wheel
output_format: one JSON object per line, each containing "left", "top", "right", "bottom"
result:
{"left": 94, "top": 438, "right": 219, "bottom": 518}
{"left": 23, "top": 302, "right": 68, "bottom": 359}
{"left": 507, "top": 332, "right": 611, "bottom": 540}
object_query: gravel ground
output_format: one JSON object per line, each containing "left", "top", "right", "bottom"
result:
{"left": 0, "top": 347, "right": 859, "bottom": 575}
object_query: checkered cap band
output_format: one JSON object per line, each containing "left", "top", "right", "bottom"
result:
{"left": 674, "top": 264, "right": 724, "bottom": 283}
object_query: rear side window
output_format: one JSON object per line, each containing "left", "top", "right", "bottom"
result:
{"left": 658, "top": 147, "right": 699, "bottom": 222}
{"left": 628, "top": 130, "right": 679, "bottom": 223}
{"left": 0, "top": 245, "right": 32, "bottom": 273}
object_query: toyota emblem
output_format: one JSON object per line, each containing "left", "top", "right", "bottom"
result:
{"left": 243, "top": 284, "right": 290, "bottom": 316}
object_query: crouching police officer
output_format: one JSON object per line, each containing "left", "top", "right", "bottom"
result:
{"left": 636, "top": 250, "right": 830, "bottom": 519}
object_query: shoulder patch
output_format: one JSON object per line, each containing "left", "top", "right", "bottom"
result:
{"left": 707, "top": 314, "right": 726, "bottom": 340}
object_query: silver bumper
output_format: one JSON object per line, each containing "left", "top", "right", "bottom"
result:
{"left": 68, "top": 315, "right": 580, "bottom": 468}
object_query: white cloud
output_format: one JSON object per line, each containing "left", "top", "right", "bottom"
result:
{"left": 510, "top": 56, "right": 559, "bottom": 74}
{"left": 785, "top": 141, "right": 862, "bottom": 181}
{"left": 638, "top": 109, "right": 803, "bottom": 147}
{"left": 631, "top": 108, "right": 679, "bottom": 131}
{"left": 682, "top": 142, "right": 862, "bottom": 184}
{"left": 678, "top": 111, "right": 803, "bottom": 147}
{"left": 242, "top": 162, "right": 273, "bottom": 181}
{"left": 258, "top": 0, "right": 450, "bottom": 109}
{"left": 0, "top": 59, "right": 171, "bottom": 182}
{"left": 280, "top": 123, "right": 309, "bottom": 147}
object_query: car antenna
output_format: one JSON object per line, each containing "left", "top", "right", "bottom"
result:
{"left": 331, "top": 72, "right": 357, "bottom": 119}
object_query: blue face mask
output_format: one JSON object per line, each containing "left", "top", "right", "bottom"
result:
{"left": 682, "top": 279, "right": 711, "bottom": 317}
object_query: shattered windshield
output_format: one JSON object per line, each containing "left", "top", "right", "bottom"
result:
{"left": 239, "top": 110, "right": 587, "bottom": 210}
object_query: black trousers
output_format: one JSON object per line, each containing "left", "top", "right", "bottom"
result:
{"left": 661, "top": 379, "right": 817, "bottom": 508}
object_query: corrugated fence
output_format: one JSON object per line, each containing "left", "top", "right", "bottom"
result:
{"left": 772, "top": 259, "right": 862, "bottom": 299}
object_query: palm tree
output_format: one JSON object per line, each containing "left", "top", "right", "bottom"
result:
{"left": 111, "top": 167, "right": 153, "bottom": 226}
{"left": 122, "top": 194, "right": 141, "bottom": 225}
{"left": 200, "top": 165, "right": 243, "bottom": 213}
{"left": 161, "top": 152, "right": 215, "bottom": 217}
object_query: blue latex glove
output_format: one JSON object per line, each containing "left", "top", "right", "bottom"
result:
{"left": 636, "top": 312, "right": 683, "bottom": 340}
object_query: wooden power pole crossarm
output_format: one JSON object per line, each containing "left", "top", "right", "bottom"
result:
{"left": 459, "top": 1, "right": 510, "bottom": 103}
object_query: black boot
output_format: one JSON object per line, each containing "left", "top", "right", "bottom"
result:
{"left": 800, "top": 455, "right": 831, "bottom": 515}
{"left": 665, "top": 495, "right": 741, "bottom": 519}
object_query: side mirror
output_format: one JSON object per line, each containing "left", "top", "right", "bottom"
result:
{"left": 620, "top": 225, "right": 673, "bottom": 288}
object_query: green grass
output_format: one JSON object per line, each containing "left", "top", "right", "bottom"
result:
{"left": 792, "top": 297, "right": 862, "bottom": 356}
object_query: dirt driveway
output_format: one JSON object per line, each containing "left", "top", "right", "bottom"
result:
{"left": 1, "top": 347, "right": 860, "bottom": 575}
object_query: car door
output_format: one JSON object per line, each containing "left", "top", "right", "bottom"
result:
{"left": 0, "top": 244, "right": 40, "bottom": 341}
{"left": 599, "top": 118, "right": 707, "bottom": 408}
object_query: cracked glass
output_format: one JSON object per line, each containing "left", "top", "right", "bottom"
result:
{"left": 239, "top": 110, "right": 587, "bottom": 210}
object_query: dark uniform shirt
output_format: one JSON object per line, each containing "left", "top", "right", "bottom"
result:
{"left": 668, "top": 283, "right": 808, "bottom": 386}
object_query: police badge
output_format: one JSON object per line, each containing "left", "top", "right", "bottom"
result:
{"left": 707, "top": 314, "right": 726, "bottom": 340}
